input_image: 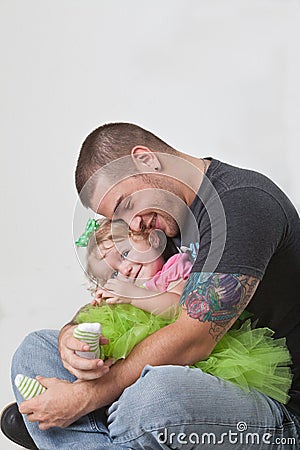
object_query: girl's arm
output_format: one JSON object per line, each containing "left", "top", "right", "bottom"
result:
{"left": 95, "top": 279, "right": 187, "bottom": 317}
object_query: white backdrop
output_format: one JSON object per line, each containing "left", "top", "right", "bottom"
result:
{"left": 1, "top": 1, "right": 300, "bottom": 448}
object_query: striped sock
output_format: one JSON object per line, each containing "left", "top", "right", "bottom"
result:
{"left": 15, "top": 374, "right": 46, "bottom": 399}
{"left": 73, "top": 322, "right": 102, "bottom": 359}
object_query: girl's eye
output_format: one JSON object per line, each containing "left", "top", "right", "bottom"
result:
{"left": 111, "top": 271, "right": 119, "bottom": 279}
{"left": 122, "top": 250, "right": 129, "bottom": 259}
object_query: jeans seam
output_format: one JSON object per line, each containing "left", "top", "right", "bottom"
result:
{"left": 88, "top": 412, "right": 103, "bottom": 432}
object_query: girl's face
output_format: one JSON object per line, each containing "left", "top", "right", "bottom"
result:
{"left": 89, "top": 231, "right": 165, "bottom": 286}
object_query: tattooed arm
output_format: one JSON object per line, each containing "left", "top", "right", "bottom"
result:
{"left": 180, "top": 272, "right": 260, "bottom": 343}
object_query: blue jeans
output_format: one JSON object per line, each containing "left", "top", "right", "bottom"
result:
{"left": 12, "top": 330, "right": 300, "bottom": 449}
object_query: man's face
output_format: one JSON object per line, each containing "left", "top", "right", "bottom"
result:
{"left": 90, "top": 176, "right": 185, "bottom": 237}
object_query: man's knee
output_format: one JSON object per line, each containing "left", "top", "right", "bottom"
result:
{"left": 108, "top": 365, "right": 206, "bottom": 444}
{"left": 110, "top": 364, "right": 240, "bottom": 429}
{"left": 110, "top": 365, "right": 202, "bottom": 425}
{"left": 13, "top": 329, "right": 58, "bottom": 356}
{"left": 11, "top": 329, "right": 59, "bottom": 377}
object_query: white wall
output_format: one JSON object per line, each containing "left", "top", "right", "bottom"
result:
{"left": 1, "top": 1, "right": 299, "bottom": 447}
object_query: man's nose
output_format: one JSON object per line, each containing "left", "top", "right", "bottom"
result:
{"left": 119, "top": 260, "right": 133, "bottom": 277}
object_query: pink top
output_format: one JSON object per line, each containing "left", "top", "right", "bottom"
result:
{"left": 145, "top": 253, "right": 192, "bottom": 293}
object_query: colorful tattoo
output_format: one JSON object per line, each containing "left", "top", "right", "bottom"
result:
{"left": 180, "top": 272, "right": 259, "bottom": 341}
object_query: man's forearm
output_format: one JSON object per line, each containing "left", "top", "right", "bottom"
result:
{"left": 29, "top": 311, "right": 214, "bottom": 429}
{"left": 58, "top": 303, "right": 91, "bottom": 341}
{"left": 81, "top": 313, "right": 214, "bottom": 412}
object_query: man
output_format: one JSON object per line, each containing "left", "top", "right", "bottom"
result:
{"left": 10, "top": 123, "right": 300, "bottom": 448}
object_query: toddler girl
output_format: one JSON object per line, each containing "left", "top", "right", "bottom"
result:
{"left": 85, "top": 217, "right": 192, "bottom": 317}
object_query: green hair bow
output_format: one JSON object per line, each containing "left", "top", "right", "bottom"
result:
{"left": 75, "top": 218, "right": 100, "bottom": 247}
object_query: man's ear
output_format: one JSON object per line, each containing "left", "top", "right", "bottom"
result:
{"left": 131, "top": 146, "right": 161, "bottom": 172}
{"left": 148, "top": 230, "right": 160, "bottom": 249}
{"left": 149, "top": 229, "right": 166, "bottom": 251}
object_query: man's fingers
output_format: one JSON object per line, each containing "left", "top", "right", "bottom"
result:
{"left": 66, "top": 335, "right": 91, "bottom": 352}
{"left": 26, "top": 412, "right": 39, "bottom": 423}
{"left": 19, "top": 398, "right": 38, "bottom": 415}
{"left": 39, "top": 419, "right": 72, "bottom": 430}
{"left": 68, "top": 354, "right": 104, "bottom": 371}
{"left": 35, "top": 376, "right": 66, "bottom": 389}
{"left": 66, "top": 353, "right": 113, "bottom": 369}
{"left": 67, "top": 330, "right": 108, "bottom": 349}
{"left": 104, "top": 358, "right": 115, "bottom": 367}
{"left": 72, "top": 365, "right": 110, "bottom": 381}
{"left": 62, "top": 354, "right": 113, "bottom": 380}
{"left": 27, "top": 415, "right": 70, "bottom": 430}
{"left": 99, "top": 335, "right": 109, "bottom": 345}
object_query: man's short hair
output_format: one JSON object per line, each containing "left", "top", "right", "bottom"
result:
{"left": 75, "top": 122, "right": 178, "bottom": 207}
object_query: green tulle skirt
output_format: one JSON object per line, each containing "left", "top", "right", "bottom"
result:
{"left": 75, "top": 303, "right": 292, "bottom": 404}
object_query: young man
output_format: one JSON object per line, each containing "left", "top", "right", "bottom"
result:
{"left": 11, "top": 123, "right": 300, "bottom": 448}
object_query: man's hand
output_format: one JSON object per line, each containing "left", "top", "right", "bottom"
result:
{"left": 19, "top": 377, "right": 94, "bottom": 430}
{"left": 58, "top": 324, "right": 114, "bottom": 380}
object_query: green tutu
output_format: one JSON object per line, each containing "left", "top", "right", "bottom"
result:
{"left": 75, "top": 304, "right": 292, "bottom": 404}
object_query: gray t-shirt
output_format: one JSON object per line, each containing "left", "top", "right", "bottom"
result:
{"left": 185, "top": 158, "right": 300, "bottom": 417}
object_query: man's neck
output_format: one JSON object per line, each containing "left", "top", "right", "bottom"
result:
{"left": 167, "top": 153, "right": 210, "bottom": 206}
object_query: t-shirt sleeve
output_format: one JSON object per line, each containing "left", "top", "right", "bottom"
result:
{"left": 145, "top": 253, "right": 193, "bottom": 292}
{"left": 192, "top": 187, "right": 288, "bottom": 279}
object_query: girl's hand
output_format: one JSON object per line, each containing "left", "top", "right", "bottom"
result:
{"left": 100, "top": 279, "right": 133, "bottom": 304}
{"left": 92, "top": 288, "right": 107, "bottom": 306}
{"left": 99, "top": 279, "right": 147, "bottom": 304}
